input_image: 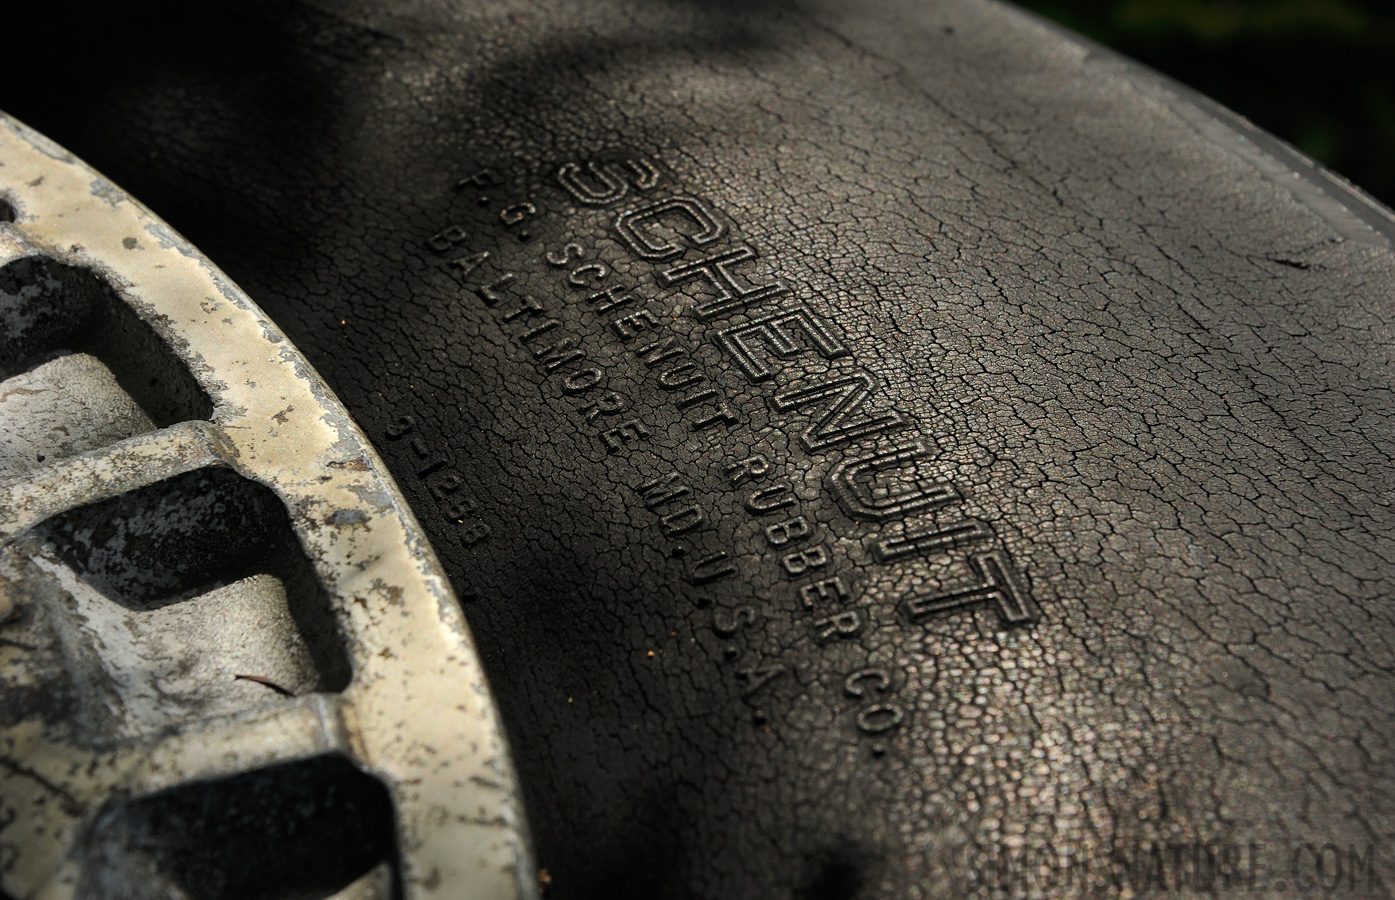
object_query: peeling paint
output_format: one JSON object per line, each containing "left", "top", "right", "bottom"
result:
{"left": 0, "top": 112, "right": 534, "bottom": 900}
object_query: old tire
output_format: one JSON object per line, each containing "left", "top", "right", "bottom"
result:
{"left": 5, "top": 1, "right": 1395, "bottom": 897}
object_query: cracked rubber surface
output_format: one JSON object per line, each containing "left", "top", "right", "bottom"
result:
{"left": 5, "top": 1, "right": 1395, "bottom": 897}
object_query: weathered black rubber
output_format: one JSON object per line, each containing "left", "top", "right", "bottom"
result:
{"left": 6, "top": 1, "right": 1395, "bottom": 897}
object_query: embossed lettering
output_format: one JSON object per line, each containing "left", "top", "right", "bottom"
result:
{"left": 737, "top": 663, "right": 786, "bottom": 698}
{"left": 856, "top": 704, "right": 905, "bottom": 734}
{"left": 612, "top": 309, "right": 661, "bottom": 341}
{"left": 557, "top": 161, "right": 629, "bottom": 205}
{"left": 690, "top": 405, "right": 741, "bottom": 431}
{"left": 724, "top": 455, "right": 770, "bottom": 488}
{"left": 661, "top": 244, "right": 787, "bottom": 320}
{"left": 588, "top": 285, "right": 636, "bottom": 313}
{"left": 610, "top": 158, "right": 661, "bottom": 190}
{"left": 902, "top": 550, "right": 1035, "bottom": 626}
{"left": 690, "top": 551, "right": 737, "bottom": 585}
{"left": 428, "top": 472, "right": 465, "bottom": 500}
{"left": 781, "top": 546, "right": 828, "bottom": 576}
{"left": 562, "top": 368, "right": 603, "bottom": 394}
{"left": 454, "top": 169, "right": 503, "bottom": 192}
{"left": 765, "top": 516, "right": 811, "bottom": 547}
{"left": 440, "top": 492, "right": 478, "bottom": 520}
{"left": 660, "top": 506, "right": 705, "bottom": 536}
{"left": 531, "top": 337, "right": 586, "bottom": 373}
{"left": 615, "top": 197, "right": 725, "bottom": 260}
{"left": 519, "top": 320, "right": 560, "bottom": 344}
{"left": 447, "top": 251, "right": 491, "bottom": 283}
{"left": 474, "top": 272, "right": 514, "bottom": 305}
{"left": 579, "top": 392, "right": 627, "bottom": 422}
{"left": 843, "top": 668, "right": 890, "bottom": 698}
{"left": 744, "top": 485, "right": 795, "bottom": 514}
{"left": 831, "top": 443, "right": 960, "bottom": 521}
{"left": 773, "top": 372, "right": 906, "bottom": 452}
{"left": 637, "top": 336, "right": 685, "bottom": 367}
{"left": 427, "top": 224, "right": 470, "bottom": 254}
{"left": 873, "top": 519, "right": 993, "bottom": 562}
{"left": 500, "top": 202, "right": 537, "bottom": 226}
{"left": 638, "top": 473, "right": 690, "bottom": 508}
{"left": 453, "top": 520, "right": 492, "bottom": 547}
{"left": 712, "top": 606, "right": 758, "bottom": 636}
{"left": 802, "top": 576, "right": 850, "bottom": 610}
{"left": 501, "top": 294, "right": 544, "bottom": 321}
{"left": 545, "top": 242, "right": 585, "bottom": 268}
{"left": 658, "top": 362, "right": 704, "bottom": 391}
{"left": 568, "top": 262, "right": 609, "bottom": 288}
{"left": 717, "top": 307, "right": 849, "bottom": 381}
{"left": 600, "top": 419, "right": 650, "bottom": 453}
{"left": 674, "top": 388, "right": 716, "bottom": 411}
{"left": 813, "top": 610, "right": 862, "bottom": 644}
{"left": 556, "top": 157, "right": 659, "bottom": 206}
{"left": 385, "top": 415, "right": 416, "bottom": 440}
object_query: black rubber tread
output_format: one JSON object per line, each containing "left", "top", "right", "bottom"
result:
{"left": 5, "top": 1, "right": 1395, "bottom": 898}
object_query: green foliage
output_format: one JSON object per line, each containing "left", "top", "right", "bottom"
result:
{"left": 1019, "top": 0, "right": 1395, "bottom": 206}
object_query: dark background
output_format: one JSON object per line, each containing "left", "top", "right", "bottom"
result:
{"left": 1019, "top": 0, "right": 1395, "bottom": 208}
